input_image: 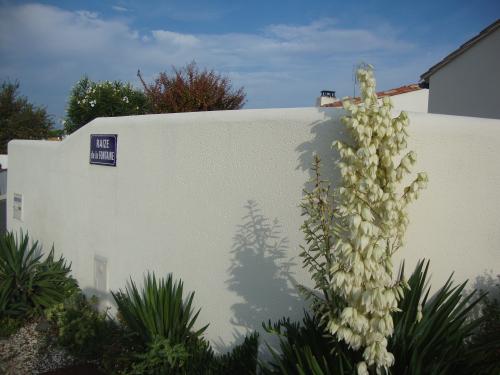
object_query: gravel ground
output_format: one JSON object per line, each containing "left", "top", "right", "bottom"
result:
{"left": 0, "top": 320, "right": 75, "bottom": 375}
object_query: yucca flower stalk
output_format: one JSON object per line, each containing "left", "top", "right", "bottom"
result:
{"left": 325, "top": 65, "right": 428, "bottom": 374}
{"left": 300, "top": 65, "right": 428, "bottom": 374}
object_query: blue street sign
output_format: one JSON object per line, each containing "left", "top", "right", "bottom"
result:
{"left": 90, "top": 134, "right": 117, "bottom": 166}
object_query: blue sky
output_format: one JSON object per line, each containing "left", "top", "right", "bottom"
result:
{"left": 1, "top": 0, "right": 498, "bottom": 126}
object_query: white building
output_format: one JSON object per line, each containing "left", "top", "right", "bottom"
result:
{"left": 420, "top": 19, "right": 500, "bottom": 119}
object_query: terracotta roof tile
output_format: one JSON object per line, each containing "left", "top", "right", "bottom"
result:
{"left": 322, "top": 84, "right": 423, "bottom": 107}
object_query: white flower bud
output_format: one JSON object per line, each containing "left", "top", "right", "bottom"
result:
{"left": 357, "top": 361, "right": 369, "bottom": 375}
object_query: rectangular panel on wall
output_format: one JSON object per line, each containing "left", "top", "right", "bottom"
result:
{"left": 13, "top": 193, "right": 22, "bottom": 221}
{"left": 94, "top": 255, "right": 108, "bottom": 292}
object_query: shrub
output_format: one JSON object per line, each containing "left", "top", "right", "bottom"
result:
{"left": 65, "top": 77, "right": 149, "bottom": 134}
{"left": 262, "top": 312, "right": 358, "bottom": 374}
{"left": 0, "top": 316, "right": 23, "bottom": 338}
{"left": 112, "top": 272, "right": 259, "bottom": 374}
{"left": 125, "top": 332, "right": 259, "bottom": 375}
{"left": 112, "top": 272, "right": 208, "bottom": 346}
{"left": 0, "top": 81, "right": 53, "bottom": 153}
{"left": 138, "top": 61, "right": 246, "bottom": 113}
{"left": 126, "top": 336, "right": 191, "bottom": 374}
{"left": 263, "top": 261, "right": 496, "bottom": 375}
{"left": 0, "top": 231, "right": 77, "bottom": 319}
{"left": 388, "top": 260, "right": 489, "bottom": 374}
{"left": 45, "top": 292, "right": 115, "bottom": 361}
{"left": 461, "top": 277, "right": 500, "bottom": 375}
{"left": 112, "top": 272, "right": 208, "bottom": 372}
{"left": 210, "top": 332, "right": 259, "bottom": 374}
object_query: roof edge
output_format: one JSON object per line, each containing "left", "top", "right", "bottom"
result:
{"left": 321, "top": 84, "right": 424, "bottom": 108}
{"left": 420, "top": 19, "right": 500, "bottom": 82}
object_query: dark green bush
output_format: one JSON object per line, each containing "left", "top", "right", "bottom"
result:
{"left": 262, "top": 312, "right": 358, "bottom": 375}
{"left": 262, "top": 261, "right": 498, "bottom": 375}
{"left": 112, "top": 272, "right": 208, "bottom": 373}
{"left": 126, "top": 336, "right": 190, "bottom": 374}
{"left": 388, "top": 260, "right": 491, "bottom": 375}
{"left": 112, "top": 272, "right": 208, "bottom": 346}
{"left": 465, "top": 280, "right": 500, "bottom": 375}
{"left": 0, "top": 81, "right": 53, "bottom": 154}
{"left": 112, "top": 272, "right": 259, "bottom": 374}
{"left": 65, "top": 77, "right": 149, "bottom": 134}
{"left": 0, "top": 316, "right": 23, "bottom": 338}
{"left": 123, "top": 332, "right": 259, "bottom": 375}
{"left": 210, "top": 332, "right": 260, "bottom": 374}
{"left": 45, "top": 292, "right": 115, "bottom": 361}
{"left": 0, "top": 231, "right": 78, "bottom": 319}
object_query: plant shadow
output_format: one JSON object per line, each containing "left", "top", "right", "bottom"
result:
{"left": 221, "top": 200, "right": 304, "bottom": 353}
{"left": 296, "top": 108, "right": 347, "bottom": 193}
{"left": 468, "top": 270, "right": 500, "bottom": 319}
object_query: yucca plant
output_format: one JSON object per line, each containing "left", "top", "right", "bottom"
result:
{"left": 388, "top": 260, "right": 494, "bottom": 375}
{"left": 466, "top": 287, "right": 500, "bottom": 375}
{"left": 112, "top": 272, "right": 208, "bottom": 346}
{"left": 262, "top": 312, "right": 359, "bottom": 375}
{"left": 0, "top": 230, "right": 77, "bottom": 318}
{"left": 212, "top": 331, "right": 260, "bottom": 374}
{"left": 262, "top": 260, "right": 497, "bottom": 375}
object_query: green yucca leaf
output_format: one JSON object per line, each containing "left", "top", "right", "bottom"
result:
{"left": 388, "top": 259, "right": 494, "bottom": 375}
{"left": 0, "top": 230, "right": 78, "bottom": 319}
{"left": 263, "top": 260, "right": 496, "bottom": 375}
{"left": 112, "top": 272, "right": 208, "bottom": 347}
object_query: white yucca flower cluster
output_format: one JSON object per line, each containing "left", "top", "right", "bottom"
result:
{"left": 328, "top": 66, "right": 427, "bottom": 374}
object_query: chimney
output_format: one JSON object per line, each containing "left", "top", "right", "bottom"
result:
{"left": 316, "top": 90, "right": 338, "bottom": 107}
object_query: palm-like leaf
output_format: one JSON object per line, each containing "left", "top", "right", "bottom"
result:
{"left": 263, "top": 260, "right": 497, "bottom": 375}
{"left": 388, "top": 260, "right": 490, "bottom": 375}
{"left": 0, "top": 231, "right": 77, "bottom": 318}
{"left": 112, "top": 272, "right": 208, "bottom": 346}
{"left": 261, "top": 312, "right": 358, "bottom": 375}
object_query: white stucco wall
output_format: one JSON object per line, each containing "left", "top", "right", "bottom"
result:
{"left": 390, "top": 89, "right": 428, "bottom": 113}
{"left": 7, "top": 108, "right": 500, "bottom": 350}
{"left": 428, "top": 28, "right": 500, "bottom": 119}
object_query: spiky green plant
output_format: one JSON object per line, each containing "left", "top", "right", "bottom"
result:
{"left": 262, "top": 260, "right": 496, "bottom": 375}
{"left": 112, "top": 273, "right": 208, "bottom": 345}
{"left": 262, "top": 312, "right": 358, "bottom": 375}
{"left": 0, "top": 230, "right": 77, "bottom": 318}
{"left": 466, "top": 287, "right": 500, "bottom": 375}
{"left": 388, "top": 260, "right": 496, "bottom": 375}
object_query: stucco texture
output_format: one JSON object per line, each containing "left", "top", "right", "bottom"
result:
{"left": 7, "top": 108, "right": 500, "bottom": 350}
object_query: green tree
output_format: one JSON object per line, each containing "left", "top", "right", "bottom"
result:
{"left": 0, "top": 81, "right": 53, "bottom": 154}
{"left": 138, "top": 61, "right": 246, "bottom": 113}
{"left": 65, "top": 77, "right": 149, "bottom": 134}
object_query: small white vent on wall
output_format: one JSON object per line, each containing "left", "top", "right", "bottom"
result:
{"left": 94, "top": 255, "right": 108, "bottom": 292}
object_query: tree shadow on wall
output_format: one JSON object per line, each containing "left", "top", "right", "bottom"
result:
{"left": 468, "top": 271, "right": 500, "bottom": 319}
{"left": 296, "top": 108, "right": 347, "bottom": 192}
{"left": 223, "top": 200, "right": 303, "bottom": 349}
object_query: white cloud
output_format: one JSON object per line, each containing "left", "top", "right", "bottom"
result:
{"left": 112, "top": 5, "right": 128, "bottom": 12}
{"left": 0, "top": 3, "right": 431, "bottom": 120}
{"left": 152, "top": 30, "right": 200, "bottom": 46}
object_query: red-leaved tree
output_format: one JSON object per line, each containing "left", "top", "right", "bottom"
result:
{"left": 138, "top": 62, "right": 246, "bottom": 113}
